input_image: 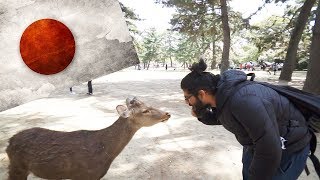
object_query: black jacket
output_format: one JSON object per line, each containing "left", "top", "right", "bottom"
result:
{"left": 198, "top": 70, "right": 311, "bottom": 180}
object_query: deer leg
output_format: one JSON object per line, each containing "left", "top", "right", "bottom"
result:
{"left": 7, "top": 161, "right": 29, "bottom": 180}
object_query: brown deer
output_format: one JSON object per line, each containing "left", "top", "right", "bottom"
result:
{"left": 6, "top": 97, "right": 170, "bottom": 180}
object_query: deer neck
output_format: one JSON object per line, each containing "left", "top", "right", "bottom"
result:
{"left": 97, "top": 117, "right": 140, "bottom": 158}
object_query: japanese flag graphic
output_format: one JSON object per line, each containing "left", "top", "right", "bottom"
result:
{"left": 0, "top": 0, "right": 139, "bottom": 111}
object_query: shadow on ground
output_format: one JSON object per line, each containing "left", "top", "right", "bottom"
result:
{"left": 0, "top": 69, "right": 317, "bottom": 179}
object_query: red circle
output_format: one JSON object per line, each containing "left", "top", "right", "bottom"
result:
{"left": 20, "top": 19, "right": 75, "bottom": 75}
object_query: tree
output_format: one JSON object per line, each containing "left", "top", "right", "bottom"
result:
{"left": 140, "top": 28, "right": 162, "bottom": 69}
{"left": 119, "top": 1, "right": 142, "bottom": 68}
{"left": 303, "top": 0, "right": 320, "bottom": 94}
{"left": 162, "top": 31, "right": 177, "bottom": 67}
{"left": 119, "top": 2, "right": 141, "bottom": 36}
{"left": 219, "top": 0, "right": 230, "bottom": 73}
{"left": 157, "top": 0, "right": 223, "bottom": 69}
{"left": 158, "top": 0, "right": 244, "bottom": 71}
{"left": 280, "top": 0, "right": 316, "bottom": 81}
{"left": 248, "top": 16, "right": 292, "bottom": 61}
{"left": 174, "top": 34, "right": 199, "bottom": 68}
{"left": 244, "top": 1, "right": 314, "bottom": 69}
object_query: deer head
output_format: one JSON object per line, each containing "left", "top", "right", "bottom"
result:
{"left": 116, "top": 97, "right": 171, "bottom": 127}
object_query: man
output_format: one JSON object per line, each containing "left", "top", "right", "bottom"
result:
{"left": 181, "top": 59, "right": 311, "bottom": 180}
{"left": 272, "top": 63, "right": 278, "bottom": 75}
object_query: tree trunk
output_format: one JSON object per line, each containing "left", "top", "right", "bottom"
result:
{"left": 279, "top": 0, "right": 316, "bottom": 81}
{"left": 211, "top": 40, "right": 217, "bottom": 69}
{"left": 168, "top": 36, "right": 173, "bottom": 67}
{"left": 303, "top": 0, "right": 320, "bottom": 95}
{"left": 220, "top": 0, "right": 230, "bottom": 73}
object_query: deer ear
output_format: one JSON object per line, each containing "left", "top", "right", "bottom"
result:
{"left": 116, "top": 105, "right": 130, "bottom": 118}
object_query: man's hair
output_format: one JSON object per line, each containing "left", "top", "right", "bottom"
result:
{"left": 180, "top": 58, "right": 220, "bottom": 95}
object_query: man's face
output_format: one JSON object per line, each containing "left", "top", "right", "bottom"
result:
{"left": 184, "top": 90, "right": 210, "bottom": 118}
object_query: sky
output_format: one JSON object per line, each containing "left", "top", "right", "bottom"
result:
{"left": 118, "top": 0, "right": 175, "bottom": 32}
{"left": 118, "top": 0, "right": 288, "bottom": 32}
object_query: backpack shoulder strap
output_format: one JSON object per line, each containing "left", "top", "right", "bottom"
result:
{"left": 246, "top": 73, "right": 255, "bottom": 81}
{"left": 309, "top": 130, "right": 320, "bottom": 177}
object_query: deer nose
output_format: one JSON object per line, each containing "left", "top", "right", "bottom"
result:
{"left": 166, "top": 112, "right": 171, "bottom": 117}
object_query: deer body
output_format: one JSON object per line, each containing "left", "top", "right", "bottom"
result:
{"left": 6, "top": 98, "right": 170, "bottom": 180}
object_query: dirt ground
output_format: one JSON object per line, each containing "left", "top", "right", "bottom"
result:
{"left": 0, "top": 67, "right": 318, "bottom": 180}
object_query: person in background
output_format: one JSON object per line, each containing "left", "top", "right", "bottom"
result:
{"left": 87, "top": 80, "right": 93, "bottom": 95}
{"left": 69, "top": 87, "right": 74, "bottom": 94}
{"left": 272, "top": 62, "right": 278, "bottom": 75}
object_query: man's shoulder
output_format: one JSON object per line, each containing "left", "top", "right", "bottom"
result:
{"left": 231, "top": 81, "right": 277, "bottom": 100}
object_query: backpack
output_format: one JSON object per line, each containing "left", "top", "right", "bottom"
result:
{"left": 246, "top": 73, "right": 320, "bottom": 177}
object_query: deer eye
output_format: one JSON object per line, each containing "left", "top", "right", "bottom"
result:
{"left": 142, "top": 109, "right": 150, "bottom": 113}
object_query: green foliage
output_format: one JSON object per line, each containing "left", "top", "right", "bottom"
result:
{"left": 158, "top": 0, "right": 225, "bottom": 66}
{"left": 159, "top": 31, "right": 177, "bottom": 66}
{"left": 119, "top": 2, "right": 141, "bottom": 36}
{"left": 251, "top": 16, "right": 291, "bottom": 55}
{"left": 158, "top": 0, "right": 246, "bottom": 68}
{"left": 174, "top": 34, "right": 200, "bottom": 64}
{"left": 139, "top": 28, "right": 163, "bottom": 64}
{"left": 132, "top": 0, "right": 315, "bottom": 70}
{"left": 239, "top": 45, "right": 260, "bottom": 63}
{"left": 244, "top": 0, "right": 314, "bottom": 68}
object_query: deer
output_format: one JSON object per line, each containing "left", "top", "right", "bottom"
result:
{"left": 6, "top": 97, "right": 170, "bottom": 180}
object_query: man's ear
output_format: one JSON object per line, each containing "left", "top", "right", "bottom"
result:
{"left": 198, "top": 90, "right": 206, "bottom": 100}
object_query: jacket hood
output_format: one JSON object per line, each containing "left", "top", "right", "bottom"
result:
{"left": 215, "top": 70, "right": 248, "bottom": 114}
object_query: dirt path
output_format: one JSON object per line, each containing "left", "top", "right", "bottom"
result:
{"left": 0, "top": 68, "right": 318, "bottom": 179}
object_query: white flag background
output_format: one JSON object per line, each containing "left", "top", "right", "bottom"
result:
{"left": 0, "top": 0, "right": 139, "bottom": 111}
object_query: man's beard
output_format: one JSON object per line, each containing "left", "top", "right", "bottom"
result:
{"left": 192, "top": 97, "right": 211, "bottom": 118}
